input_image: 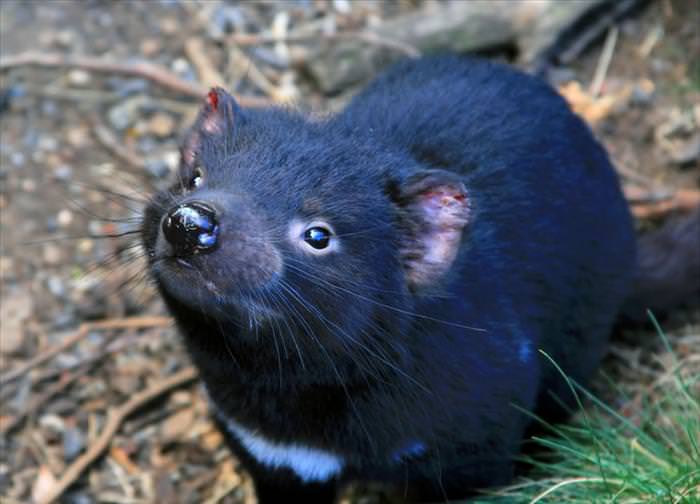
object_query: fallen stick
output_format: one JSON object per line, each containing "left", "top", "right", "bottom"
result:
{"left": 184, "top": 37, "right": 227, "bottom": 89}
{"left": 228, "top": 30, "right": 421, "bottom": 58}
{"left": 0, "top": 316, "right": 172, "bottom": 384}
{"left": 90, "top": 114, "right": 147, "bottom": 170}
{"left": 0, "top": 52, "right": 271, "bottom": 107}
{"left": 630, "top": 188, "right": 700, "bottom": 220}
{"left": 1, "top": 363, "right": 94, "bottom": 434}
{"left": 36, "top": 366, "right": 198, "bottom": 504}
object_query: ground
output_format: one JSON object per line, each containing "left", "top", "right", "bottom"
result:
{"left": 0, "top": 1, "right": 698, "bottom": 503}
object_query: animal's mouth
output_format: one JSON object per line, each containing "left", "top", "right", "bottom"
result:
{"left": 151, "top": 256, "right": 283, "bottom": 321}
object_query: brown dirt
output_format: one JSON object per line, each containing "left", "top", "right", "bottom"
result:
{"left": 1, "top": 1, "right": 697, "bottom": 503}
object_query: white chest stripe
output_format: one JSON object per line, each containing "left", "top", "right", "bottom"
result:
{"left": 221, "top": 417, "right": 345, "bottom": 483}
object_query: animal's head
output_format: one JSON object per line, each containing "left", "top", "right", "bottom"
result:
{"left": 142, "top": 88, "right": 470, "bottom": 358}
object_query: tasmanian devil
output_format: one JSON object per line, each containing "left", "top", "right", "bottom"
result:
{"left": 141, "top": 55, "right": 638, "bottom": 502}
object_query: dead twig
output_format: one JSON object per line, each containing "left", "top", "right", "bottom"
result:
{"left": 227, "top": 45, "right": 280, "bottom": 101}
{"left": 35, "top": 366, "right": 198, "bottom": 504}
{"left": 184, "top": 37, "right": 226, "bottom": 89}
{"left": 30, "top": 331, "right": 143, "bottom": 385}
{"left": 589, "top": 26, "right": 619, "bottom": 97}
{"left": 0, "top": 316, "right": 172, "bottom": 384}
{"left": 623, "top": 184, "right": 674, "bottom": 205}
{"left": 22, "top": 84, "right": 197, "bottom": 115}
{"left": 616, "top": 162, "right": 662, "bottom": 189}
{"left": 228, "top": 30, "right": 421, "bottom": 58}
{"left": 558, "top": 0, "right": 638, "bottom": 65}
{"left": 1, "top": 364, "right": 94, "bottom": 434}
{"left": 90, "top": 114, "right": 147, "bottom": 170}
{"left": 630, "top": 188, "right": 700, "bottom": 220}
{"left": 0, "top": 52, "right": 271, "bottom": 107}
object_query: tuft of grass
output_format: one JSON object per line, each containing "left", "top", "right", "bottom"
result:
{"left": 476, "top": 312, "right": 700, "bottom": 504}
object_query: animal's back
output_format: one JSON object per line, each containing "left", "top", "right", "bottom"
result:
{"left": 337, "top": 55, "right": 637, "bottom": 417}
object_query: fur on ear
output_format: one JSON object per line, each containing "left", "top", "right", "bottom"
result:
{"left": 392, "top": 169, "right": 471, "bottom": 288}
{"left": 181, "top": 87, "right": 239, "bottom": 167}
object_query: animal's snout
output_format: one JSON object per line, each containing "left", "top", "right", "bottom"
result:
{"left": 162, "top": 202, "right": 220, "bottom": 257}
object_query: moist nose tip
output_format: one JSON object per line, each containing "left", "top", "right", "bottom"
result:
{"left": 162, "top": 202, "right": 220, "bottom": 257}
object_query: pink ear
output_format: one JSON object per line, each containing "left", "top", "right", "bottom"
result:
{"left": 396, "top": 170, "right": 471, "bottom": 288}
{"left": 181, "top": 87, "right": 237, "bottom": 166}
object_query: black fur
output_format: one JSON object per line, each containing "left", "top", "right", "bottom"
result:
{"left": 142, "top": 55, "right": 636, "bottom": 502}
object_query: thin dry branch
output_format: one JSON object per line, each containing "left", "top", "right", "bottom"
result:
{"left": 228, "top": 31, "right": 421, "bottom": 58}
{"left": 630, "top": 188, "right": 700, "bottom": 220}
{"left": 0, "top": 52, "right": 271, "bottom": 107}
{"left": 35, "top": 366, "right": 198, "bottom": 504}
{"left": 0, "top": 316, "right": 172, "bottom": 384}
{"left": 90, "top": 114, "right": 147, "bottom": 170}
{"left": 1, "top": 364, "right": 94, "bottom": 434}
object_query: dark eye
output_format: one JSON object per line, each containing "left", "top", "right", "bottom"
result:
{"left": 304, "top": 226, "right": 331, "bottom": 250}
{"left": 188, "top": 167, "right": 205, "bottom": 189}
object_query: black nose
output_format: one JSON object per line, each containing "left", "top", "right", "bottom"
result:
{"left": 162, "top": 202, "right": 220, "bottom": 257}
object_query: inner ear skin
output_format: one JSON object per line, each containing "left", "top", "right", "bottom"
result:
{"left": 395, "top": 170, "right": 471, "bottom": 288}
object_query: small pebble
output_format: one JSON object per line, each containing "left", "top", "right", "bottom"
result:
{"left": 88, "top": 220, "right": 105, "bottom": 235}
{"left": 46, "top": 216, "right": 59, "bottom": 233}
{"left": 10, "top": 378, "right": 31, "bottom": 411}
{"left": 66, "top": 126, "right": 88, "bottom": 147}
{"left": 106, "top": 77, "right": 149, "bottom": 97}
{"left": 0, "top": 287, "right": 32, "bottom": 355}
{"left": 112, "top": 375, "right": 141, "bottom": 396}
{"left": 68, "top": 69, "right": 91, "bottom": 86}
{"left": 630, "top": 79, "right": 655, "bottom": 106}
{"left": 63, "top": 492, "right": 94, "bottom": 504}
{"left": 0, "top": 256, "right": 14, "bottom": 279}
{"left": 0, "top": 84, "right": 26, "bottom": 113}
{"left": 38, "top": 135, "right": 58, "bottom": 152}
{"left": 55, "top": 30, "right": 76, "bottom": 48}
{"left": 55, "top": 352, "right": 81, "bottom": 369}
{"left": 11, "top": 151, "right": 26, "bottom": 166}
{"left": 160, "top": 408, "right": 196, "bottom": 443}
{"left": 22, "top": 179, "right": 37, "bottom": 192}
{"left": 171, "top": 58, "right": 196, "bottom": 81}
{"left": 164, "top": 150, "right": 180, "bottom": 171}
{"left": 108, "top": 103, "right": 135, "bottom": 131}
{"left": 137, "top": 135, "right": 158, "bottom": 154}
{"left": 86, "top": 330, "right": 105, "bottom": 347}
{"left": 47, "top": 276, "right": 66, "bottom": 297}
{"left": 41, "top": 100, "right": 59, "bottom": 118}
{"left": 52, "top": 310, "right": 77, "bottom": 331}
{"left": 140, "top": 38, "right": 161, "bottom": 57}
{"left": 160, "top": 17, "right": 179, "bottom": 34}
{"left": 23, "top": 128, "right": 39, "bottom": 148}
{"left": 145, "top": 159, "right": 171, "bottom": 179}
{"left": 208, "top": 5, "right": 246, "bottom": 40}
{"left": 147, "top": 112, "right": 176, "bottom": 138}
{"left": 39, "top": 414, "right": 66, "bottom": 435}
{"left": 650, "top": 58, "right": 671, "bottom": 74}
{"left": 669, "top": 135, "right": 700, "bottom": 166}
{"left": 51, "top": 398, "right": 79, "bottom": 415}
{"left": 57, "top": 209, "right": 73, "bottom": 228}
{"left": 43, "top": 244, "right": 63, "bottom": 265}
{"left": 63, "top": 427, "right": 86, "bottom": 460}
{"left": 77, "top": 239, "right": 94, "bottom": 255}
{"left": 249, "top": 47, "right": 290, "bottom": 69}
{"left": 334, "top": 0, "right": 351, "bottom": 13}
{"left": 53, "top": 164, "right": 73, "bottom": 181}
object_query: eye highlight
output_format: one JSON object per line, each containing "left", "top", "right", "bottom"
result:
{"left": 289, "top": 219, "right": 338, "bottom": 255}
{"left": 304, "top": 226, "right": 331, "bottom": 250}
{"left": 188, "top": 166, "right": 205, "bottom": 189}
